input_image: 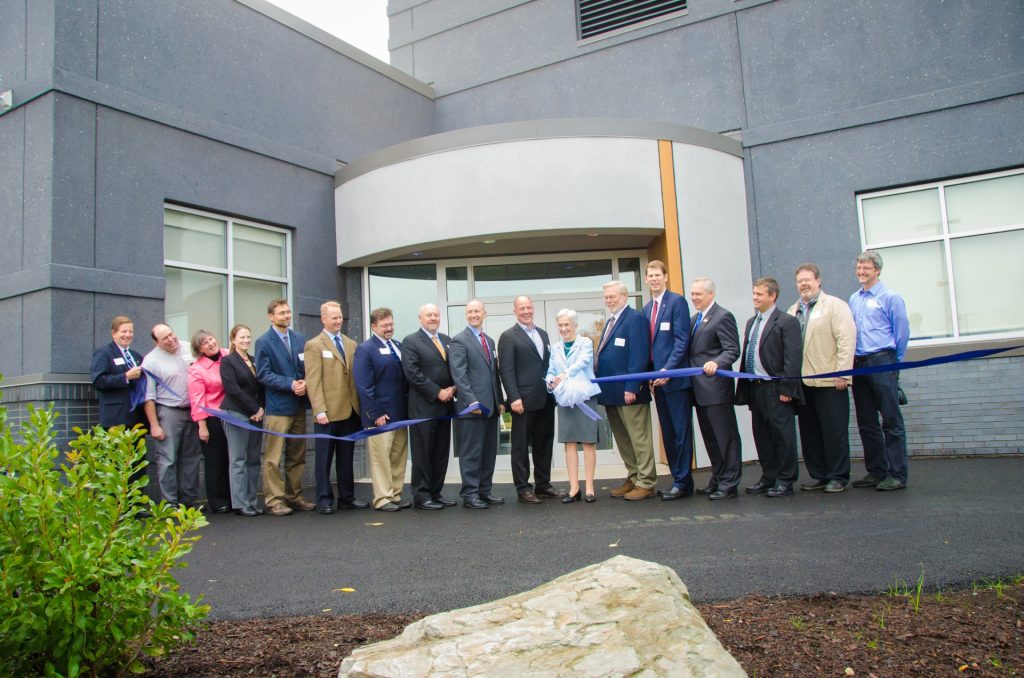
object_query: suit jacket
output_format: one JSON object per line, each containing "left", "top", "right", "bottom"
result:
{"left": 735, "top": 307, "right": 803, "bottom": 406}
{"left": 303, "top": 331, "right": 359, "bottom": 422}
{"left": 643, "top": 290, "right": 692, "bottom": 392}
{"left": 220, "top": 351, "right": 265, "bottom": 418}
{"left": 498, "top": 324, "right": 554, "bottom": 411}
{"left": 688, "top": 302, "right": 740, "bottom": 407}
{"left": 786, "top": 292, "right": 856, "bottom": 388}
{"left": 402, "top": 329, "right": 455, "bottom": 418}
{"left": 90, "top": 341, "right": 146, "bottom": 428}
{"left": 254, "top": 326, "right": 308, "bottom": 416}
{"left": 595, "top": 305, "right": 651, "bottom": 406}
{"left": 449, "top": 327, "right": 502, "bottom": 414}
{"left": 354, "top": 335, "right": 408, "bottom": 427}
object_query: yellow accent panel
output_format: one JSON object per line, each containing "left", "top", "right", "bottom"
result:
{"left": 651, "top": 139, "right": 684, "bottom": 293}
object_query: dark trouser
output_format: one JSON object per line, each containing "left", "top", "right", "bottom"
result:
{"left": 201, "top": 417, "right": 232, "bottom": 510}
{"left": 456, "top": 414, "right": 499, "bottom": 500}
{"left": 798, "top": 385, "right": 851, "bottom": 484}
{"left": 654, "top": 386, "right": 695, "bottom": 491}
{"left": 749, "top": 381, "right": 799, "bottom": 486}
{"left": 695, "top": 402, "right": 743, "bottom": 491}
{"left": 314, "top": 414, "right": 360, "bottom": 508}
{"left": 409, "top": 418, "right": 451, "bottom": 503}
{"left": 509, "top": 403, "right": 555, "bottom": 494}
{"left": 853, "top": 350, "right": 908, "bottom": 484}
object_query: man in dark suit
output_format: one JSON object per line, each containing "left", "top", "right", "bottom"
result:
{"left": 498, "top": 295, "right": 561, "bottom": 504}
{"left": 736, "top": 277, "right": 804, "bottom": 498}
{"left": 354, "top": 307, "right": 410, "bottom": 512}
{"left": 688, "top": 277, "right": 743, "bottom": 500}
{"left": 642, "top": 260, "right": 694, "bottom": 501}
{"left": 596, "top": 280, "right": 655, "bottom": 501}
{"left": 449, "top": 299, "right": 505, "bottom": 509}
{"left": 402, "top": 303, "right": 457, "bottom": 510}
{"left": 90, "top": 315, "right": 147, "bottom": 431}
{"left": 254, "top": 298, "right": 314, "bottom": 516}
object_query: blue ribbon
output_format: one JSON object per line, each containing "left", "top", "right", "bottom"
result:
{"left": 590, "top": 345, "right": 1022, "bottom": 384}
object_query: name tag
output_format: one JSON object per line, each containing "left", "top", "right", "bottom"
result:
{"left": 322, "top": 350, "right": 334, "bottom": 359}
{"left": 660, "top": 322, "right": 670, "bottom": 331}
{"left": 379, "top": 347, "right": 391, "bottom": 355}
{"left": 614, "top": 337, "right": 626, "bottom": 347}
{"left": 113, "top": 357, "right": 126, "bottom": 366}
{"left": 866, "top": 299, "right": 881, "bottom": 309}
{"left": 297, "top": 353, "right": 305, "bottom": 362}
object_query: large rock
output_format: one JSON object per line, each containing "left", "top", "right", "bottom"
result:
{"left": 339, "top": 555, "right": 746, "bottom": 677}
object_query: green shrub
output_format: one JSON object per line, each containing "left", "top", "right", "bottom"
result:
{"left": 0, "top": 402, "right": 210, "bottom": 677}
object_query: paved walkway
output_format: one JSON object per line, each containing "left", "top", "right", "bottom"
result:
{"left": 175, "top": 457, "right": 1024, "bottom": 620}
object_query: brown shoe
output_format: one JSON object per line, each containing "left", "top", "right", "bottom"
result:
{"left": 624, "top": 487, "right": 655, "bottom": 501}
{"left": 610, "top": 481, "right": 636, "bottom": 498}
{"left": 266, "top": 503, "right": 293, "bottom": 516}
{"left": 517, "top": 491, "right": 541, "bottom": 504}
{"left": 288, "top": 498, "right": 316, "bottom": 512}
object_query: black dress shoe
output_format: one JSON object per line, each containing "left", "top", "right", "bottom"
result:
{"left": 584, "top": 493, "right": 596, "bottom": 503}
{"left": 534, "top": 486, "right": 565, "bottom": 498}
{"left": 708, "top": 488, "right": 737, "bottom": 500}
{"left": 397, "top": 499, "right": 412, "bottom": 509}
{"left": 339, "top": 499, "right": 370, "bottom": 509}
{"left": 254, "top": 507, "right": 266, "bottom": 515}
{"left": 235, "top": 507, "right": 259, "bottom": 517}
{"left": 433, "top": 496, "right": 457, "bottom": 507}
{"left": 766, "top": 483, "right": 794, "bottom": 498}
{"left": 415, "top": 500, "right": 444, "bottom": 510}
{"left": 212, "top": 505, "right": 231, "bottom": 514}
{"left": 561, "top": 491, "right": 581, "bottom": 504}
{"left": 480, "top": 494, "right": 505, "bottom": 505}
{"left": 696, "top": 485, "right": 718, "bottom": 496}
{"left": 659, "top": 486, "right": 693, "bottom": 501}
{"left": 316, "top": 505, "right": 335, "bottom": 515}
{"left": 463, "top": 498, "right": 489, "bottom": 509}
{"left": 745, "top": 479, "right": 773, "bottom": 494}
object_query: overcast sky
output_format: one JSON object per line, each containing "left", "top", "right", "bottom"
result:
{"left": 264, "top": 0, "right": 390, "bottom": 63}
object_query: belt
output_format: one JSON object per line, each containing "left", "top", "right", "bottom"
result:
{"left": 157, "top": 403, "right": 190, "bottom": 410}
{"left": 854, "top": 349, "right": 895, "bottom": 363}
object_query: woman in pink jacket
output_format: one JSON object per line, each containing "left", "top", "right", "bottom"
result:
{"left": 188, "top": 329, "right": 232, "bottom": 513}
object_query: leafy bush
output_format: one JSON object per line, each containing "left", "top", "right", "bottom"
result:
{"left": 0, "top": 402, "right": 210, "bottom": 677}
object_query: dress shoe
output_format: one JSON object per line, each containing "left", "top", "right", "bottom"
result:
{"left": 766, "top": 483, "right": 794, "bottom": 498}
{"left": 561, "top": 491, "right": 581, "bottom": 504}
{"left": 745, "top": 479, "right": 773, "bottom": 494}
{"left": 875, "top": 477, "right": 906, "bottom": 491}
{"left": 518, "top": 491, "right": 541, "bottom": 504}
{"left": 610, "top": 480, "right": 635, "bottom": 498}
{"left": 254, "top": 507, "right": 266, "bottom": 515}
{"left": 212, "top": 505, "right": 231, "bottom": 514}
{"left": 535, "top": 486, "right": 565, "bottom": 498}
{"left": 824, "top": 480, "right": 847, "bottom": 493}
{"left": 708, "top": 488, "right": 737, "bottom": 500}
{"left": 800, "top": 479, "right": 828, "bottom": 491}
{"left": 463, "top": 498, "right": 489, "bottom": 509}
{"left": 659, "top": 486, "right": 693, "bottom": 501}
{"left": 852, "top": 474, "right": 883, "bottom": 488}
{"left": 288, "top": 498, "right": 317, "bottom": 512}
{"left": 623, "top": 487, "right": 655, "bottom": 501}
{"left": 266, "top": 503, "right": 293, "bottom": 516}
{"left": 480, "top": 494, "right": 505, "bottom": 505}
{"left": 376, "top": 502, "right": 400, "bottom": 511}
{"left": 415, "top": 500, "right": 444, "bottom": 510}
{"left": 433, "top": 496, "right": 457, "bottom": 507}
{"left": 339, "top": 499, "right": 370, "bottom": 509}
{"left": 183, "top": 502, "right": 206, "bottom": 513}
{"left": 316, "top": 505, "right": 335, "bottom": 515}
{"left": 696, "top": 485, "right": 718, "bottom": 496}
{"left": 584, "top": 493, "right": 596, "bottom": 503}
{"left": 235, "top": 507, "right": 259, "bottom": 517}
{"left": 397, "top": 499, "right": 412, "bottom": 509}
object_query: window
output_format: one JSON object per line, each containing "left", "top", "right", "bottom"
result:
{"left": 368, "top": 264, "right": 438, "bottom": 340}
{"left": 857, "top": 169, "right": 1024, "bottom": 343}
{"left": 164, "top": 206, "right": 291, "bottom": 344}
{"left": 576, "top": 0, "right": 687, "bottom": 41}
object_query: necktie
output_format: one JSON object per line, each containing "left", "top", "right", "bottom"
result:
{"left": 744, "top": 314, "right": 763, "bottom": 374}
{"left": 649, "top": 300, "right": 659, "bottom": 346}
{"left": 692, "top": 311, "right": 703, "bottom": 337}
{"left": 432, "top": 335, "right": 446, "bottom": 360}
{"left": 333, "top": 335, "right": 346, "bottom": 365}
{"left": 595, "top": 315, "right": 616, "bottom": 370}
{"left": 387, "top": 340, "right": 401, "bottom": 363}
{"left": 798, "top": 300, "right": 816, "bottom": 338}
{"left": 281, "top": 332, "right": 291, "bottom": 353}
{"left": 480, "top": 333, "right": 491, "bottom": 365}
{"left": 123, "top": 349, "right": 135, "bottom": 367}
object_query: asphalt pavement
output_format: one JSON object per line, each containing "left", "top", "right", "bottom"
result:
{"left": 173, "top": 457, "right": 1024, "bottom": 620}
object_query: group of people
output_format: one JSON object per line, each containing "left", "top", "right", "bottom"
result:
{"left": 89, "top": 249, "right": 910, "bottom": 515}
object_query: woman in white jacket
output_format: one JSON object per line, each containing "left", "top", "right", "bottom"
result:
{"left": 546, "top": 309, "right": 603, "bottom": 503}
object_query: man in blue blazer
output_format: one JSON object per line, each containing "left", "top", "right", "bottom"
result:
{"left": 354, "top": 308, "right": 410, "bottom": 512}
{"left": 254, "top": 298, "right": 313, "bottom": 516}
{"left": 643, "top": 261, "right": 695, "bottom": 500}
{"left": 91, "top": 315, "right": 147, "bottom": 430}
{"left": 596, "top": 280, "right": 655, "bottom": 500}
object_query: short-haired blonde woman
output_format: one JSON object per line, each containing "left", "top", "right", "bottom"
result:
{"left": 187, "top": 329, "right": 232, "bottom": 513}
{"left": 545, "top": 309, "right": 603, "bottom": 503}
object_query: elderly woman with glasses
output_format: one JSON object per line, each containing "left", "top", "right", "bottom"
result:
{"left": 187, "top": 328, "right": 233, "bottom": 513}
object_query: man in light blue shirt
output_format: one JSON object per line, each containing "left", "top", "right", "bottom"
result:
{"left": 849, "top": 250, "right": 910, "bottom": 491}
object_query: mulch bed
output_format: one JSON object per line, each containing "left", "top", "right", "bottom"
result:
{"left": 143, "top": 582, "right": 1022, "bottom": 677}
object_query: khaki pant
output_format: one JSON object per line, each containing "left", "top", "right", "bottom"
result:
{"left": 606, "top": 404, "right": 656, "bottom": 489}
{"left": 368, "top": 428, "right": 409, "bottom": 508}
{"left": 262, "top": 413, "right": 307, "bottom": 507}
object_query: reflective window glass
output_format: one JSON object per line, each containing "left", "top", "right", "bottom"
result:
{"left": 234, "top": 278, "right": 286, "bottom": 336}
{"left": 952, "top": 230, "right": 1024, "bottom": 335}
{"left": 862, "top": 188, "right": 942, "bottom": 243}
{"left": 233, "top": 224, "right": 286, "bottom": 277}
{"left": 873, "top": 242, "right": 951, "bottom": 340}
{"left": 446, "top": 267, "right": 469, "bottom": 303}
{"left": 945, "top": 174, "right": 1024, "bottom": 234}
{"left": 164, "top": 210, "right": 226, "bottom": 268}
{"left": 473, "top": 260, "right": 612, "bottom": 298}
{"left": 165, "top": 267, "right": 228, "bottom": 342}
{"left": 618, "top": 258, "right": 642, "bottom": 293}
{"left": 368, "top": 264, "right": 437, "bottom": 340}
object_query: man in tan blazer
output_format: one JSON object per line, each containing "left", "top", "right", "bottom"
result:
{"left": 787, "top": 264, "right": 856, "bottom": 493}
{"left": 304, "top": 301, "right": 368, "bottom": 513}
